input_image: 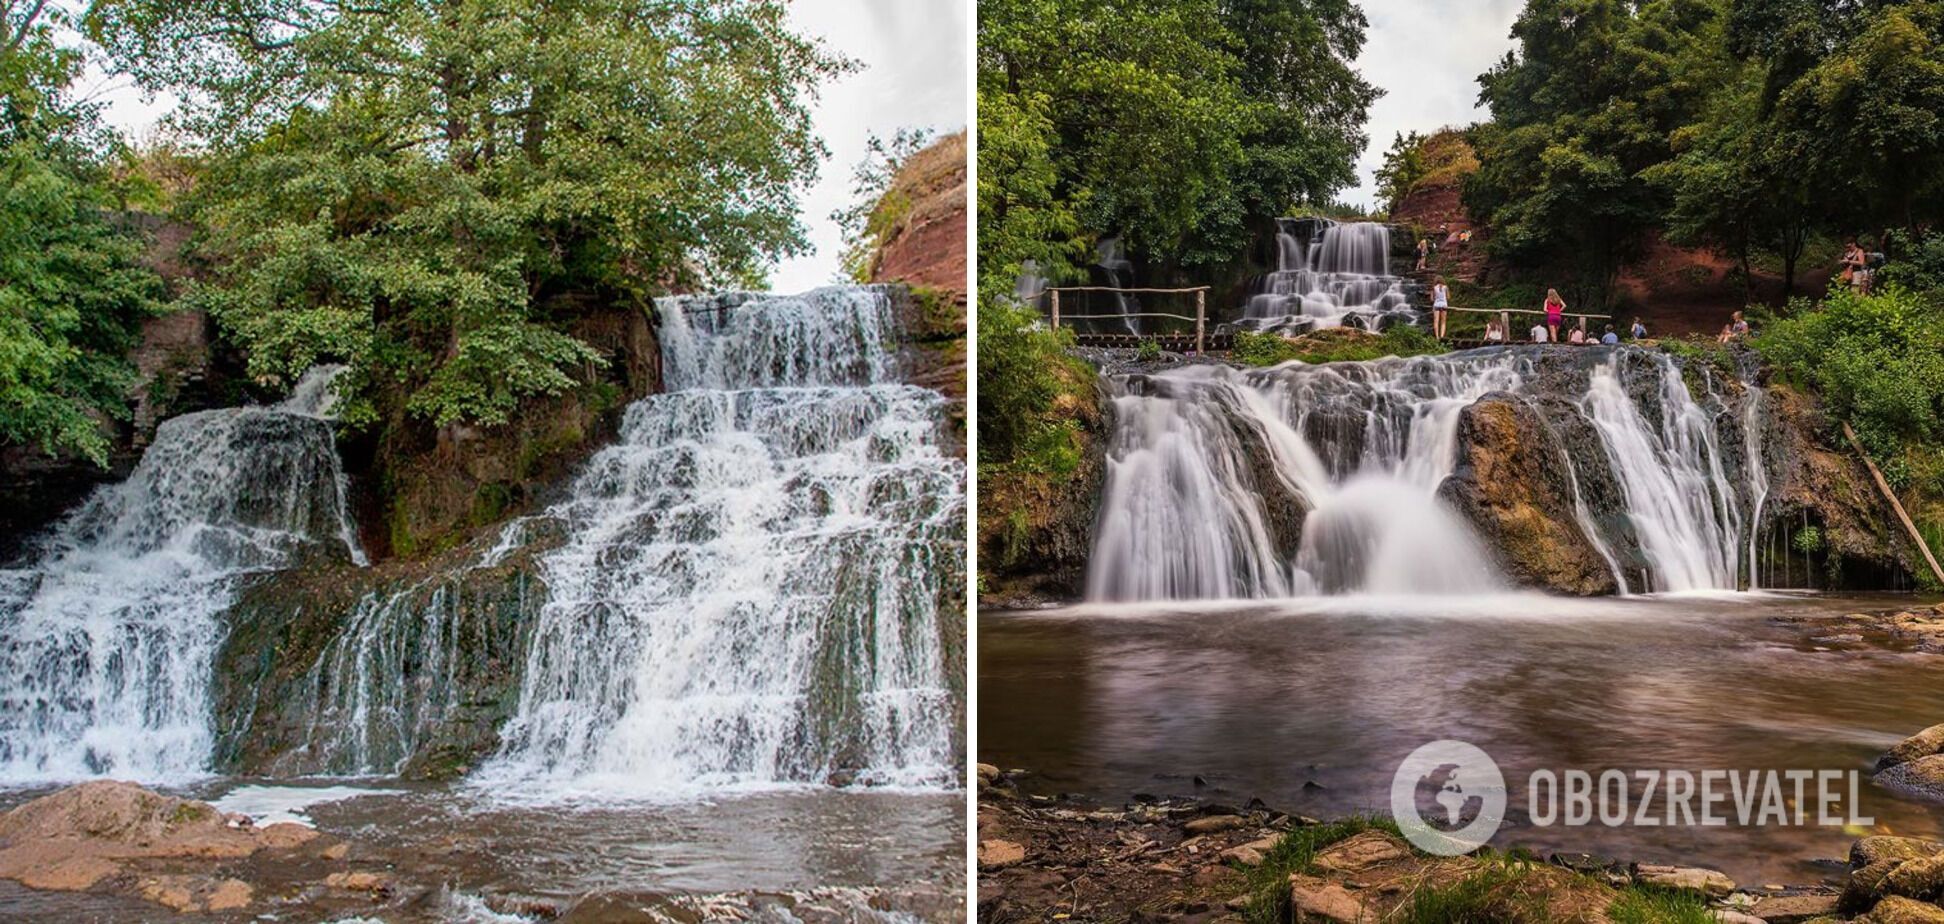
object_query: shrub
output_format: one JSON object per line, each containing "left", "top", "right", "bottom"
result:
{"left": 976, "top": 298, "right": 1090, "bottom": 468}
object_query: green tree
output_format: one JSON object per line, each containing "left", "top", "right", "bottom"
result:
{"left": 976, "top": 0, "right": 1373, "bottom": 291}
{"left": 1, "top": 1, "right": 164, "bottom": 464}
{"left": 1465, "top": 0, "right": 1734, "bottom": 307}
{"left": 1374, "top": 131, "right": 1426, "bottom": 216}
{"left": 90, "top": 0, "right": 847, "bottom": 428}
{"left": 831, "top": 127, "right": 935, "bottom": 284}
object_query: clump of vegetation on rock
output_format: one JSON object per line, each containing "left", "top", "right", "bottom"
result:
{"left": 1230, "top": 325, "right": 1447, "bottom": 368}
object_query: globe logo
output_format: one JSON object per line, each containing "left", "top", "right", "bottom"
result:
{"left": 1389, "top": 740, "right": 1507, "bottom": 856}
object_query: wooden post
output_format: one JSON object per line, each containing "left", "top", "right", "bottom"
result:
{"left": 1050, "top": 289, "right": 1061, "bottom": 330}
{"left": 1842, "top": 423, "right": 1944, "bottom": 585}
{"left": 1195, "top": 290, "right": 1206, "bottom": 355}
{"left": 1500, "top": 311, "right": 1510, "bottom": 340}
{"left": 1579, "top": 315, "right": 1588, "bottom": 335}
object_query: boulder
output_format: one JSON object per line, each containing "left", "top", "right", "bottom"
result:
{"left": 1885, "top": 855, "right": 1944, "bottom": 902}
{"left": 1184, "top": 815, "right": 1247, "bottom": 835}
{"left": 1311, "top": 830, "right": 1412, "bottom": 874}
{"left": 1287, "top": 873, "right": 1366, "bottom": 922}
{"left": 1877, "top": 756, "right": 1944, "bottom": 803}
{"left": 1635, "top": 864, "right": 1736, "bottom": 899}
{"left": 0, "top": 781, "right": 341, "bottom": 915}
{"left": 1855, "top": 837, "right": 1944, "bottom": 869}
{"left": 1751, "top": 893, "right": 1841, "bottom": 924}
{"left": 1880, "top": 724, "right": 1944, "bottom": 771}
{"left": 1440, "top": 395, "right": 1619, "bottom": 595}
{"left": 978, "top": 839, "right": 1026, "bottom": 870}
{"left": 1861, "top": 896, "right": 1944, "bottom": 924}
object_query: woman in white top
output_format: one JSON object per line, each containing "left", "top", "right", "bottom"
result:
{"left": 1530, "top": 323, "right": 1548, "bottom": 343}
{"left": 1431, "top": 277, "right": 1450, "bottom": 339}
{"left": 1567, "top": 326, "right": 1587, "bottom": 344}
{"left": 1484, "top": 319, "right": 1505, "bottom": 343}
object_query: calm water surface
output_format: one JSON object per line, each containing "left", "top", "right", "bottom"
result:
{"left": 980, "top": 591, "right": 1944, "bottom": 884}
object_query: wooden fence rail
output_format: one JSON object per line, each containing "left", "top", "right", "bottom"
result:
{"left": 1047, "top": 286, "right": 1212, "bottom": 353}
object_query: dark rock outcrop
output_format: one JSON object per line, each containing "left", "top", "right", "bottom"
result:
{"left": 977, "top": 365, "right": 1111, "bottom": 606}
{"left": 362, "top": 301, "right": 661, "bottom": 560}
{"left": 1441, "top": 395, "right": 1619, "bottom": 595}
{"left": 213, "top": 534, "right": 551, "bottom": 779}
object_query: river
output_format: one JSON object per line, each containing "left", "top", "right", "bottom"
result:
{"left": 980, "top": 591, "right": 1944, "bottom": 885}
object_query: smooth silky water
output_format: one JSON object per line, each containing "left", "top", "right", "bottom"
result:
{"left": 981, "top": 592, "right": 1944, "bottom": 885}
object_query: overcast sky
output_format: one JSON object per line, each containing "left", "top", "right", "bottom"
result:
{"left": 87, "top": 0, "right": 970, "bottom": 295}
{"left": 1343, "top": 0, "right": 1523, "bottom": 210}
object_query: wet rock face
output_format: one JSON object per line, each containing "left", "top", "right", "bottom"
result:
{"left": 976, "top": 376, "right": 1111, "bottom": 606}
{"left": 1441, "top": 395, "right": 1618, "bottom": 596}
{"left": 213, "top": 537, "right": 549, "bottom": 780}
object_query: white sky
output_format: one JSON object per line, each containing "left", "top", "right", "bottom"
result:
{"left": 1343, "top": 0, "right": 1523, "bottom": 210}
{"left": 85, "top": 0, "right": 970, "bottom": 295}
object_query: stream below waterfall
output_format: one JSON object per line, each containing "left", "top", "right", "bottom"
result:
{"left": 980, "top": 591, "right": 1944, "bottom": 885}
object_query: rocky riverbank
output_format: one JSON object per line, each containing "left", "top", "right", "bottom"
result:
{"left": 976, "top": 761, "right": 1944, "bottom": 923}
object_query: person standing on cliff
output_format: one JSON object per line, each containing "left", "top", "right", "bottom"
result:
{"left": 1431, "top": 277, "right": 1450, "bottom": 339}
{"left": 1543, "top": 289, "right": 1566, "bottom": 343}
{"left": 1416, "top": 237, "right": 1431, "bottom": 271}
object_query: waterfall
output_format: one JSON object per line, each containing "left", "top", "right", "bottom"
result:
{"left": 0, "top": 367, "right": 361, "bottom": 783}
{"left": 1087, "top": 348, "right": 1773, "bottom": 601}
{"left": 1088, "top": 356, "right": 1523, "bottom": 600}
{"left": 1579, "top": 355, "right": 1744, "bottom": 592}
{"left": 1236, "top": 219, "right": 1416, "bottom": 335}
{"left": 481, "top": 286, "right": 963, "bottom": 793}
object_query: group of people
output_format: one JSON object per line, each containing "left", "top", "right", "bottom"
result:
{"left": 1432, "top": 280, "right": 1647, "bottom": 346}
{"left": 1715, "top": 310, "right": 1752, "bottom": 344}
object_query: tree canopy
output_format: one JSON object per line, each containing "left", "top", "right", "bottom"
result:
{"left": 0, "top": 1, "right": 163, "bottom": 464}
{"left": 1465, "top": 0, "right": 1944, "bottom": 305}
{"left": 976, "top": 0, "right": 1376, "bottom": 296}
{"left": 86, "top": 0, "right": 846, "bottom": 429}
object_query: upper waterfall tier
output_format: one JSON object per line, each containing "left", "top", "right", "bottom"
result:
{"left": 1087, "top": 347, "right": 1771, "bottom": 601}
{"left": 1233, "top": 218, "right": 1419, "bottom": 335}
{"left": 0, "top": 369, "right": 361, "bottom": 784}
{"left": 481, "top": 286, "right": 965, "bottom": 795}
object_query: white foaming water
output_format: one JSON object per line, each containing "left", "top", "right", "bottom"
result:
{"left": 1089, "top": 348, "right": 1772, "bottom": 601}
{"left": 1236, "top": 219, "right": 1415, "bottom": 334}
{"left": 1089, "top": 356, "right": 1522, "bottom": 600}
{"left": 0, "top": 368, "right": 361, "bottom": 784}
{"left": 1580, "top": 354, "right": 1744, "bottom": 592}
{"left": 481, "top": 287, "right": 964, "bottom": 796}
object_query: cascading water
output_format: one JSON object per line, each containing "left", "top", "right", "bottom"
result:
{"left": 1234, "top": 218, "right": 1417, "bottom": 335}
{"left": 1089, "top": 357, "right": 1521, "bottom": 600}
{"left": 0, "top": 367, "right": 361, "bottom": 782}
{"left": 481, "top": 286, "right": 964, "bottom": 793}
{"left": 1088, "top": 347, "right": 1775, "bottom": 601}
{"left": 1580, "top": 354, "right": 1747, "bottom": 592}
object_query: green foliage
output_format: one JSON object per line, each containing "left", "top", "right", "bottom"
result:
{"left": 1231, "top": 325, "right": 1448, "bottom": 367}
{"left": 1878, "top": 230, "right": 1944, "bottom": 295}
{"left": 977, "top": 0, "right": 1375, "bottom": 293}
{"left": 92, "top": 0, "right": 846, "bottom": 430}
{"left": 1134, "top": 338, "right": 1161, "bottom": 361}
{"left": 1466, "top": 0, "right": 1734, "bottom": 308}
{"left": 1605, "top": 887, "right": 1715, "bottom": 924}
{"left": 1240, "top": 817, "right": 1401, "bottom": 924}
{"left": 0, "top": 3, "right": 166, "bottom": 465}
{"left": 1375, "top": 131, "right": 1427, "bottom": 215}
{"left": 832, "top": 128, "right": 935, "bottom": 284}
{"left": 1793, "top": 525, "right": 1825, "bottom": 554}
{"left": 1757, "top": 284, "right": 1944, "bottom": 455}
{"left": 1473, "top": 0, "right": 1944, "bottom": 305}
{"left": 977, "top": 298, "right": 1090, "bottom": 470}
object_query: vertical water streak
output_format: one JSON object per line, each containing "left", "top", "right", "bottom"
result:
{"left": 1578, "top": 355, "right": 1741, "bottom": 591}
{"left": 1087, "top": 355, "right": 1523, "bottom": 600}
{"left": 1741, "top": 384, "right": 1770, "bottom": 590}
